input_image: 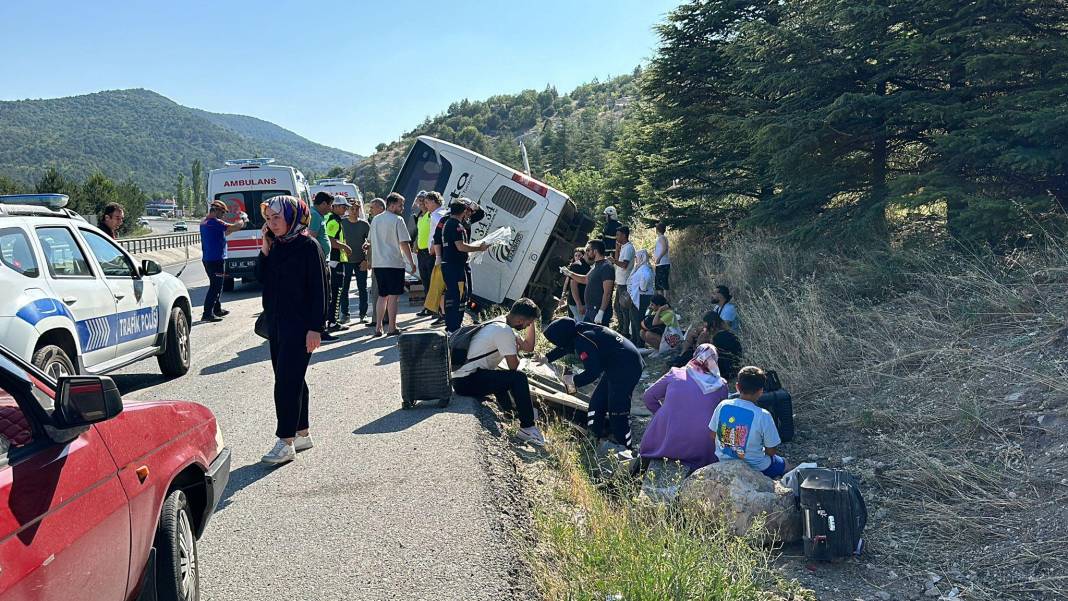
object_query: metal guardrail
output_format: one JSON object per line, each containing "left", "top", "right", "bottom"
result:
{"left": 118, "top": 232, "right": 201, "bottom": 255}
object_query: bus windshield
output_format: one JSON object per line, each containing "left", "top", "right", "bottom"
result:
{"left": 392, "top": 140, "right": 452, "bottom": 202}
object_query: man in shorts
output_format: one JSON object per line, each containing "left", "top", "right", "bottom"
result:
{"left": 369, "top": 192, "right": 416, "bottom": 337}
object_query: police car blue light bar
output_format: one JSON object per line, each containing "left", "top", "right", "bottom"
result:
{"left": 0, "top": 194, "right": 70, "bottom": 209}
{"left": 224, "top": 158, "right": 276, "bottom": 167}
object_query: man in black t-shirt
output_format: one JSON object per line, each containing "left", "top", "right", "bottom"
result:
{"left": 441, "top": 200, "right": 488, "bottom": 333}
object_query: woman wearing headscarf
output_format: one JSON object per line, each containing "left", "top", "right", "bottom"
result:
{"left": 626, "top": 249, "right": 655, "bottom": 345}
{"left": 256, "top": 195, "right": 328, "bottom": 465}
{"left": 638, "top": 344, "right": 728, "bottom": 473}
{"left": 543, "top": 317, "right": 644, "bottom": 448}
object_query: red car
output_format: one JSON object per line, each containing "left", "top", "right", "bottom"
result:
{"left": 0, "top": 343, "right": 230, "bottom": 600}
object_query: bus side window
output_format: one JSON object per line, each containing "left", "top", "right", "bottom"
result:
{"left": 490, "top": 186, "right": 536, "bottom": 219}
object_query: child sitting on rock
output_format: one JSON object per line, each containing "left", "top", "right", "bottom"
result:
{"left": 708, "top": 366, "right": 788, "bottom": 479}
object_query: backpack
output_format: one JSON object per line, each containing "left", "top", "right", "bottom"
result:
{"left": 448, "top": 321, "right": 497, "bottom": 367}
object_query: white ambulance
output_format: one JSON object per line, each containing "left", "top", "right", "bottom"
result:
{"left": 309, "top": 178, "right": 363, "bottom": 206}
{"left": 205, "top": 159, "right": 310, "bottom": 290}
{"left": 391, "top": 136, "right": 594, "bottom": 314}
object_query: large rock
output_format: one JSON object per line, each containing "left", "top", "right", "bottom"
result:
{"left": 677, "top": 460, "right": 801, "bottom": 544}
{"left": 638, "top": 458, "right": 691, "bottom": 503}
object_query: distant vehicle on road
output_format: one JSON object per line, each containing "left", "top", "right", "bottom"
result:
{"left": 137, "top": 217, "right": 151, "bottom": 227}
{"left": 146, "top": 198, "right": 178, "bottom": 216}
{"left": 0, "top": 340, "right": 230, "bottom": 601}
{"left": 309, "top": 177, "right": 363, "bottom": 205}
{"left": 0, "top": 194, "right": 193, "bottom": 379}
{"left": 207, "top": 158, "right": 310, "bottom": 291}
{"left": 172, "top": 221, "right": 188, "bottom": 232}
{"left": 391, "top": 136, "right": 593, "bottom": 315}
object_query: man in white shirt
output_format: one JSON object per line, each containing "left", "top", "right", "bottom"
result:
{"left": 369, "top": 192, "right": 416, "bottom": 337}
{"left": 451, "top": 298, "right": 545, "bottom": 446}
{"left": 611, "top": 226, "right": 636, "bottom": 338}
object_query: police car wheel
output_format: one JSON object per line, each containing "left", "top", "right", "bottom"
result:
{"left": 32, "top": 345, "right": 75, "bottom": 380}
{"left": 158, "top": 307, "right": 191, "bottom": 377}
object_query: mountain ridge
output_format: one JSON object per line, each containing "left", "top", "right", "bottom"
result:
{"left": 0, "top": 88, "right": 360, "bottom": 192}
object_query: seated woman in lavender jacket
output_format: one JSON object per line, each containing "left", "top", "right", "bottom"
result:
{"left": 638, "top": 344, "right": 729, "bottom": 473}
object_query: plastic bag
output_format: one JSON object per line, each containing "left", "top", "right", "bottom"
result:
{"left": 470, "top": 226, "right": 515, "bottom": 264}
{"left": 658, "top": 324, "right": 685, "bottom": 354}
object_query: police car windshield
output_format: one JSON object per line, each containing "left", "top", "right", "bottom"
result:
{"left": 393, "top": 140, "right": 452, "bottom": 206}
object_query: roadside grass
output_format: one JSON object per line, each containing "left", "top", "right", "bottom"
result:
{"left": 659, "top": 230, "right": 1068, "bottom": 599}
{"left": 527, "top": 421, "right": 812, "bottom": 601}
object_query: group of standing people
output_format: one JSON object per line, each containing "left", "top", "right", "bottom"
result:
{"left": 559, "top": 207, "right": 674, "bottom": 350}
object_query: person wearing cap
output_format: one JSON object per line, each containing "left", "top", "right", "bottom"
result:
{"left": 324, "top": 195, "right": 353, "bottom": 332}
{"left": 200, "top": 199, "right": 248, "bottom": 322}
{"left": 601, "top": 206, "right": 621, "bottom": 255}
{"left": 441, "top": 199, "right": 490, "bottom": 333}
{"left": 542, "top": 317, "right": 645, "bottom": 448}
{"left": 414, "top": 190, "right": 437, "bottom": 315}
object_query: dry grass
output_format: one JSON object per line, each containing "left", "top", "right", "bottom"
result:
{"left": 526, "top": 421, "right": 813, "bottom": 601}
{"left": 660, "top": 230, "right": 1068, "bottom": 599}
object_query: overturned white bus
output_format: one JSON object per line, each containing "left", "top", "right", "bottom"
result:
{"left": 391, "top": 136, "right": 594, "bottom": 315}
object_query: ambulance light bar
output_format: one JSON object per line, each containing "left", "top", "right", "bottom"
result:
{"left": 0, "top": 194, "right": 70, "bottom": 209}
{"left": 224, "top": 158, "right": 276, "bottom": 167}
{"left": 315, "top": 178, "right": 350, "bottom": 185}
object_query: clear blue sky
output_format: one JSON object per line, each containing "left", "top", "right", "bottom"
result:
{"left": 1, "top": 0, "right": 680, "bottom": 155}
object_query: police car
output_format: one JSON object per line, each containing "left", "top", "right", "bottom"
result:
{"left": 0, "top": 194, "right": 193, "bottom": 379}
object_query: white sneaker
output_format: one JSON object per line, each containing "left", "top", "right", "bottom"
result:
{"left": 294, "top": 434, "right": 314, "bottom": 452}
{"left": 517, "top": 426, "right": 546, "bottom": 447}
{"left": 260, "top": 439, "right": 296, "bottom": 465}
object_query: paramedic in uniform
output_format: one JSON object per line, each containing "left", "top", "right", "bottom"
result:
{"left": 543, "top": 317, "right": 644, "bottom": 448}
{"left": 441, "top": 200, "right": 489, "bottom": 333}
{"left": 200, "top": 199, "right": 248, "bottom": 322}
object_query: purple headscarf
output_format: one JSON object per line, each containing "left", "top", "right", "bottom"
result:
{"left": 261, "top": 195, "right": 310, "bottom": 242}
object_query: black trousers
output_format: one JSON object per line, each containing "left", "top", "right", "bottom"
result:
{"left": 202, "top": 260, "right": 225, "bottom": 317}
{"left": 328, "top": 263, "right": 345, "bottom": 324}
{"left": 629, "top": 294, "right": 653, "bottom": 345}
{"left": 587, "top": 368, "right": 642, "bottom": 447}
{"left": 417, "top": 248, "right": 434, "bottom": 293}
{"left": 268, "top": 324, "right": 312, "bottom": 439}
{"left": 454, "top": 368, "right": 536, "bottom": 428}
{"left": 442, "top": 261, "right": 466, "bottom": 333}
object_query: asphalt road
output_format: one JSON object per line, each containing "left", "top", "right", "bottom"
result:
{"left": 110, "top": 261, "right": 532, "bottom": 600}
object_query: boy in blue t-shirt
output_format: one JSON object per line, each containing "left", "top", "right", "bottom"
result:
{"left": 708, "top": 366, "right": 788, "bottom": 478}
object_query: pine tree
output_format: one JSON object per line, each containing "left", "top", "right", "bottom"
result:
{"left": 191, "top": 159, "right": 204, "bottom": 214}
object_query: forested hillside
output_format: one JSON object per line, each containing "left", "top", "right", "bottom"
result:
{"left": 351, "top": 72, "right": 640, "bottom": 212}
{"left": 0, "top": 89, "right": 360, "bottom": 193}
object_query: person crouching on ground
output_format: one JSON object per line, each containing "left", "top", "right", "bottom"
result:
{"left": 452, "top": 298, "right": 546, "bottom": 446}
{"left": 673, "top": 310, "right": 743, "bottom": 379}
{"left": 639, "top": 294, "right": 677, "bottom": 352}
{"left": 639, "top": 344, "right": 729, "bottom": 473}
{"left": 543, "top": 317, "right": 644, "bottom": 449}
{"left": 708, "top": 366, "right": 789, "bottom": 479}
{"left": 256, "top": 195, "right": 327, "bottom": 465}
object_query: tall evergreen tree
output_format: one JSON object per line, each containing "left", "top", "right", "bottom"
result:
{"left": 190, "top": 159, "right": 204, "bottom": 213}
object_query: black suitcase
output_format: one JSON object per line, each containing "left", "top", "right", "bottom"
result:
{"left": 799, "top": 468, "right": 868, "bottom": 561}
{"left": 398, "top": 330, "right": 452, "bottom": 409}
{"left": 757, "top": 389, "right": 795, "bottom": 443}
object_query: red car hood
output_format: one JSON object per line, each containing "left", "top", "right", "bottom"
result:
{"left": 94, "top": 399, "right": 217, "bottom": 468}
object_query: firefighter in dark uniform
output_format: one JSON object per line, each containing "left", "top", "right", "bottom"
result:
{"left": 543, "top": 317, "right": 644, "bottom": 448}
{"left": 601, "top": 205, "right": 621, "bottom": 255}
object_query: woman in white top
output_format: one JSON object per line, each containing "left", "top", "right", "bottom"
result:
{"left": 653, "top": 222, "right": 671, "bottom": 300}
{"left": 627, "top": 249, "right": 655, "bottom": 344}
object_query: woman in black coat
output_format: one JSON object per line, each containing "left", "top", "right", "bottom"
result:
{"left": 256, "top": 195, "right": 328, "bottom": 465}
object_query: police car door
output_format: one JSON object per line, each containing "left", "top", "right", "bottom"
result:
{"left": 32, "top": 226, "right": 118, "bottom": 368}
{"left": 78, "top": 228, "right": 159, "bottom": 360}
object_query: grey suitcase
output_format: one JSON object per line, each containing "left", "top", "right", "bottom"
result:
{"left": 399, "top": 330, "right": 452, "bottom": 409}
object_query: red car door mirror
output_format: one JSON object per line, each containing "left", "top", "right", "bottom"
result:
{"left": 54, "top": 376, "right": 123, "bottom": 429}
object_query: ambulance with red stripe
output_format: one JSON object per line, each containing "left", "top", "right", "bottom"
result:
{"left": 309, "top": 178, "right": 363, "bottom": 207}
{"left": 206, "top": 159, "right": 310, "bottom": 290}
